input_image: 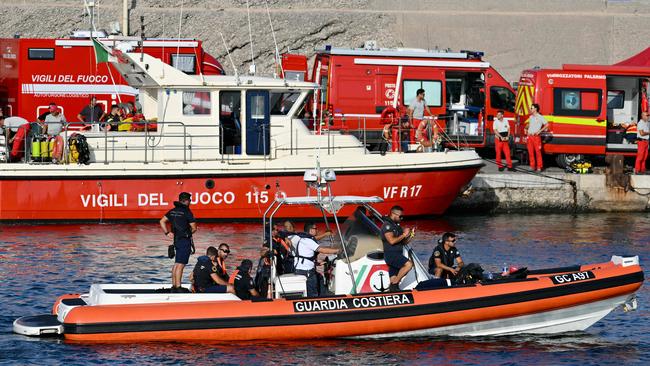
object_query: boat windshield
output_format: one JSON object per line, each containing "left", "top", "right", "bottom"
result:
{"left": 339, "top": 206, "right": 385, "bottom": 263}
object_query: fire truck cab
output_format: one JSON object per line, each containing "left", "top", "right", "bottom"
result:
{"left": 281, "top": 43, "right": 516, "bottom": 149}
{"left": 514, "top": 48, "right": 650, "bottom": 168}
{"left": 0, "top": 32, "right": 224, "bottom": 120}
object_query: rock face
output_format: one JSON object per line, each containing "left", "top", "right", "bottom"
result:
{"left": 2, "top": 0, "right": 650, "bottom": 81}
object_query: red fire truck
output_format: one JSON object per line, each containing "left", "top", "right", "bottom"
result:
{"left": 281, "top": 44, "right": 516, "bottom": 149}
{"left": 0, "top": 33, "right": 224, "bottom": 120}
{"left": 513, "top": 47, "right": 650, "bottom": 168}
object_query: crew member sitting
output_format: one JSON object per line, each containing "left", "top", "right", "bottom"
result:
{"left": 230, "top": 259, "right": 261, "bottom": 300}
{"left": 290, "top": 222, "right": 340, "bottom": 297}
{"left": 189, "top": 245, "right": 232, "bottom": 293}
{"left": 381, "top": 205, "right": 414, "bottom": 291}
{"left": 428, "top": 232, "right": 464, "bottom": 279}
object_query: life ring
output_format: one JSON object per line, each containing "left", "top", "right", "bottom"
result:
{"left": 381, "top": 106, "right": 399, "bottom": 125}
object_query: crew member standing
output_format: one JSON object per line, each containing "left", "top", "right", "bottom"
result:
{"left": 493, "top": 110, "right": 514, "bottom": 171}
{"left": 75, "top": 96, "right": 104, "bottom": 131}
{"left": 291, "top": 223, "right": 340, "bottom": 297}
{"left": 635, "top": 111, "right": 650, "bottom": 174}
{"left": 160, "top": 192, "right": 197, "bottom": 292}
{"left": 428, "top": 232, "right": 464, "bottom": 279}
{"left": 381, "top": 205, "right": 414, "bottom": 291}
{"left": 526, "top": 103, "right": 548, "bottom": 172}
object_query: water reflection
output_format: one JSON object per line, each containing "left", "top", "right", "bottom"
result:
{"left": 1, "top": 213, "right": 649, "bottom": 365}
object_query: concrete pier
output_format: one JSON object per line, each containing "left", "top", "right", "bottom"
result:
{"left": 450, "top": 167, "right": 650, "bottom": 213}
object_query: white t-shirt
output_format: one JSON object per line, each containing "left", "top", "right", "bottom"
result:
{"left": 409, "top": 98, "right": 426, "bottom": 120}
{"left": 290, "top": 235, "right": 320, "bottom": 271}
{"left": 527, "top": 114, "right": 548, "bottom": 135}
{"left": 493, "top": 118, "right": 510, "bottom": 134}
{"left": 3, "top": 117, "right": 28, "bottom": 132}
{"left": 637, "top": 119, "right": 650, "bottom": 140}
{"left": 44, "top": 113, "right": 67, "bottom": 135}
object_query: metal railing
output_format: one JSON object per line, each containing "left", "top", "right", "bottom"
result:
{"left": 0, "top": 115, "right": 479, "bottom": 166}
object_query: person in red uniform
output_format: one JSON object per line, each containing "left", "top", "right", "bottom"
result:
{"left": 525, "top": 103, "right": 548, "bottom": 172}
{"left": 634, "top": 112, "right": 650, "bottom": 174}
{"left": 492, "top": 110, "right": 514, "bottom": 171}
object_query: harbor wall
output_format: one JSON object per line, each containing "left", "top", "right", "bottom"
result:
{"left": 2, "top": 1, "right": 650, "bottom": 81}
{"left": 450, "top": 172, "right": 650, "bottom": 213}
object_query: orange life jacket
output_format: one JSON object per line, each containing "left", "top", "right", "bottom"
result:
{"left": 626, "top": 123, "right": 638, "bottom": 134}
{"left": 228, "top": 269, "right": 239, "bottom": 285}
{"left": 216, "top": 257, "right": 227, "bottom": 276}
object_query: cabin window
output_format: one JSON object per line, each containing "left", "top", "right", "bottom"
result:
{"left": 320, "top": 76, "right": 328, "bottom": 104}
{"left": 284, "top": 71, "right": 305, "bottom": 81}
{"left": 28, "top": 48, "right": 54, "bottom": 60}
{"left": 171, "top": 54, "right": 197, "bottom": 74}
{"left": 607, "top": 90, "right": 625, "bottom": 109}
{"left": 251, "top": 95, "right": 266, "bottom": 119}
{"left": 219, "top": 91, "right": 242, "bottom": 154}
{"left": 270, "top": 92, "right": 300, "bottom": 115}
{"left": 490, "top": 86, "right": 516, "bottom": 112}
{"left": 553, "top": 88, "right": 602, "bottom": 117}
{"left": 403, "top": 80, "right": 442, "bottom": 107}
{"left": 182, "top": 91, "right": 211, "bottom": 115}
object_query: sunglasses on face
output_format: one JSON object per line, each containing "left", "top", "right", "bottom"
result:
{"left": 220, "top": 249, "right": 230, "bottom": 254}
{"left": 448, "top": 239, "right": 456, "bottom": 243}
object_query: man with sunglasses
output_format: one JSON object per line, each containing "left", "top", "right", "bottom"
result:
{"left": 190, "top": 246, "right": 233, "bottom": 293}
{"left": 429, "top": 232, "right": 464, "bottom": 279}
{"left": 381, "top": 205, "right": 414, "bottom": 292}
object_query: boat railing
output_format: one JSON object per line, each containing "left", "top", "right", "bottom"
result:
{"left": 2, "top": 115, "right": 471, "bottom": 166}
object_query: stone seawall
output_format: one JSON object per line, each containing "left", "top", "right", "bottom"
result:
{"left": 450, "top": 172, "right": 650, "bottom": 213}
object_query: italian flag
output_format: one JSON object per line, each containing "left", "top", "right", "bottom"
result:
{"left": 92, "top": 38, "right": 116, "bottom": 64}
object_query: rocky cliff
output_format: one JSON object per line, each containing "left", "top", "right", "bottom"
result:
{"left": 2, "top": 0, "right": 650, "bottom": 81}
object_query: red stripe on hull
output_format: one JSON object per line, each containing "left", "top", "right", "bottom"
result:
{"left": 0, "top": 168, "right": 479, "bottom": 220}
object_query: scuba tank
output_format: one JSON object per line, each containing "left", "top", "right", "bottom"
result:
{"left": 40, "top": 136, "right": 50, "bottom": 162}
{"left": 31, "top": 135, "right": 41, "bottom": 162}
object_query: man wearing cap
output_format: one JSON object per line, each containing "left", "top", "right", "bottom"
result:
{"left": 232, "top": 259, "right": 261, "bottom": 300}
{"left": 44, "top": 103, "right": 67, "bottom": 136}
{"left": 160, "top": 192, "right": 197, "bottom": 292}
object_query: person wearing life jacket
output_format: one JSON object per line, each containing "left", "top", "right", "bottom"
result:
{"left": 230, "top": 259, "right": 261, "bottom": 300}
{"left": 289, "top": 222, "right": 340, "bottom": 297}
{"left": 622, "top": 117, "right": 638, "bottom": 144}
{"left": 189, "top": 246, "right": 233, "bottom": 293}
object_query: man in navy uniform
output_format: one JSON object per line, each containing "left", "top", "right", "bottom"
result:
{"left": 428, "top": 232, "right": 464, "bottom": 279}
{"left": 233, "top": 259, "right": 261, "bottom": 300}
{"left": 190, "top": 246, "right": 231, "bottom": 293}
{"left": 160, "top": 192, "right": 197, "bottom": 292}
{"left": 381, "top": 205, "right": 414, "bottom": 291}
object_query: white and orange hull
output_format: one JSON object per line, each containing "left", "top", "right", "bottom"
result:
{"left": 14, "top": 258, "right": 644, "bottom": 342}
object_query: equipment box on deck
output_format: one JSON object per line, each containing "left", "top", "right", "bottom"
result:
{"left": 274, "top": 274, "right": 307, "bottom": 299}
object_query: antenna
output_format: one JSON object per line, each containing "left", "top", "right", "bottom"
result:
{"left": 220, "top": 32, "right": 240, "bottom": 85}
{"left": 265, "top": 0, "right": 283, "bottom": 79}
{"left": 246, "top": 0, "right": 256, "bottom": 75}
{"left": 176, "top": 0, "right": 184, "bottom": 62}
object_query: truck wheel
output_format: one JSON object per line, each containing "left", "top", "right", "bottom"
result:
{"left": 555, "top": 154, "right": 584, "bottom": 169}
